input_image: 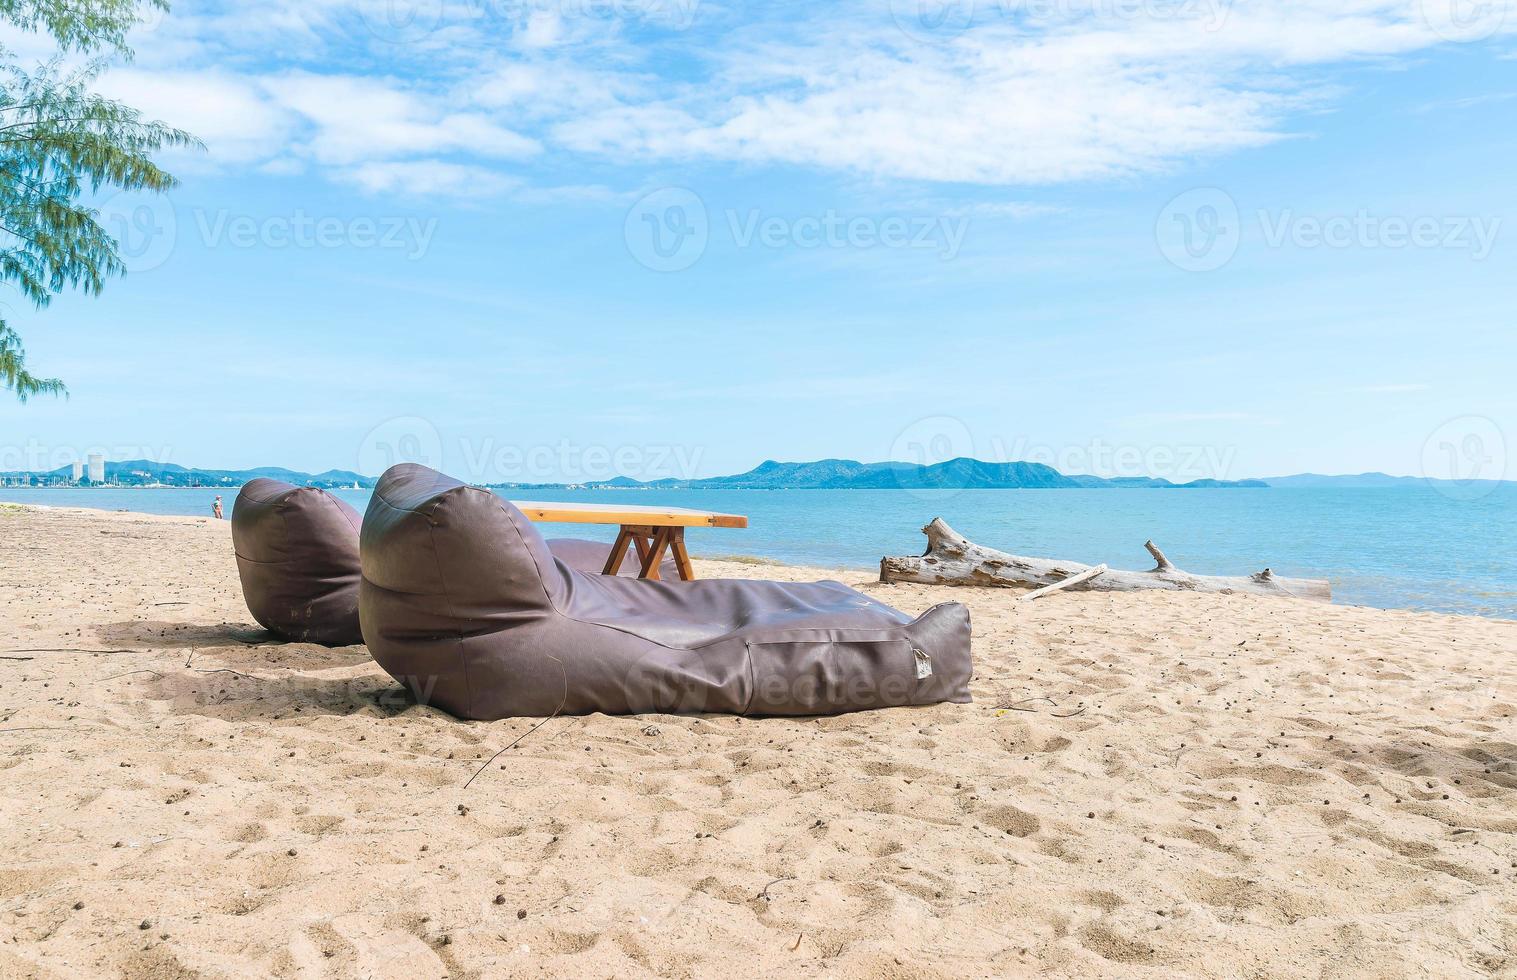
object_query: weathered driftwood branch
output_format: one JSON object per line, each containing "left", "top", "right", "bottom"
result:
{"left": 1021, "top": 564, "right": 1107, "bottom": 601}
{"left": 879, "top": 519, "right": 1330, "bottom": 602}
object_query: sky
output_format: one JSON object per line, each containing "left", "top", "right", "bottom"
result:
{"left": 2, "top": 0, "right": 1514, "bottom": 485}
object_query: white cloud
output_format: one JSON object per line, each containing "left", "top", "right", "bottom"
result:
{"left": 1413, "top": 90, "right": 1517, "bottom": 111}
{"left": 98, "top": 69, "right": 293, "bottom": 165}
{"left": 260, "top": 72, "right": 540, "bottom": 165}
{"left": 545, "top": 1, "right": 1486, "bottom": 184}
{"left": 520, "top": 10, "right": 565, "bottom": 48}
{"left": 939, "top": 202, "right": 1068, "bottom": 219}
{"left": 470, "top": 61, "right": 646, "bottom": 119}
{"left": 346, "top": 160, "right": 520, "bottom": 196}
{"left": 86, "top": 0, "right": 1517, "bottom": 193}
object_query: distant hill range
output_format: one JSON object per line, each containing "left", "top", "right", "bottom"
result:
{"left": 3, "top": 458, "right": 1505, "bottom": 491}
{"left": 1, "top": 459, "right": 371, "bottom": 489}
{"left": 1260, "top": 471, "right": 1507, "bottom": 490}
{"left": 517, "top": 458, "right": 1270, "bottom": 490}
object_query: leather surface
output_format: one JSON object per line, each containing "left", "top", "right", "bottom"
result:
{"left": 359, "top": 464, "right": 974, "bottom": 719}
{"left": 231, "top": 479, "right": 365, "bottom": 646}
{"left": 231, "top": 479, "right": 656, "bottom": 646}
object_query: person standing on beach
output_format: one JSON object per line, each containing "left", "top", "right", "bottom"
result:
{"left": 212, "top": 496, "right": 224, "bottom": 520}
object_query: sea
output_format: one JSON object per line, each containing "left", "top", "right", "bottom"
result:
{"left": 3, "top": 485, "right": 1513, "bottom": 620}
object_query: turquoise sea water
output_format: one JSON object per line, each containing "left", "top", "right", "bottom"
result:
{"left": 4, "top": 485, "right": 1513, "bottom": 619}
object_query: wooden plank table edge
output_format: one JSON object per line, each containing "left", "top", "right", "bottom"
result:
{"left": 510, "top": 501, "right": 748, "bottom": 529}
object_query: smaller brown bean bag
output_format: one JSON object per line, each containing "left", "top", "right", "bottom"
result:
{"left": 232, "top": 480, "right": 675, "bottom": 645}
{"left": 232, "top": 480, "right": 365, "bottom": 645}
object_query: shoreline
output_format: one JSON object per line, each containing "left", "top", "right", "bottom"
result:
{"left": 5, "top": 500, "right": 1510, "bottom": 621}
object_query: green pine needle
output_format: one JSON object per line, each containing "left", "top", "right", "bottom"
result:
{"left": 0, "top": 1, "right": 195, "bottom": 401}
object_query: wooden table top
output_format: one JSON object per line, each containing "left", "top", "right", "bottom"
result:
{"left": 510, "top": 501, "right": 748, "bottom": 529}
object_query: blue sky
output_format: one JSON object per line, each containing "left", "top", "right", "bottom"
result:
{"left": 2, "top": 0, "right": 1514, "bottom": 484}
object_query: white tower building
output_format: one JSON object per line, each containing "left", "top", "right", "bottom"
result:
{"left": 87, "top": 454, "right": 105, "bottom": 484}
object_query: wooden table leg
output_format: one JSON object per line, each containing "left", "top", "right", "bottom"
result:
{"left": 631, "top": 528, "right": 652, "bottom": 568}
{"left": 669, "top": 527, "right": 695, "bottom": 581}
{"left": 639, "top": 527, "right": 675, "bottom": 580}
{"left": 602, "top": 528, "right": 635, "bottom": 576}
{"left": 606, "top": 525, "right": 697, "bottom": 581}
{"left": 637, "top": 530, "right": 673, "bottom": 582}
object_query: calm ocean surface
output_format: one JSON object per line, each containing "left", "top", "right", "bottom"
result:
{"left": 5, "top": 485, "right": 1514, "bottom": 620}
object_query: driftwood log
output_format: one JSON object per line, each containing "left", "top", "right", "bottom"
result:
{"left": 879, "top": 519, "right": 1330, "bottom": 602}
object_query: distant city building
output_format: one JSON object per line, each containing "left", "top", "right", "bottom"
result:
{"left": 87, "top": 454, "right": 105, "bottom": 484}
{"left": 71, "top": 461, "right": 84, "bottom": 483}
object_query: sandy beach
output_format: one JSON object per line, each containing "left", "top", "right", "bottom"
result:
{"left": 1, "top": 502, "right": 1514, "bottom": 978}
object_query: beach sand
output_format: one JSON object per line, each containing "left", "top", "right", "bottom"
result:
{"left": 1, "top": 503, "right": 1514, "bottom": 978}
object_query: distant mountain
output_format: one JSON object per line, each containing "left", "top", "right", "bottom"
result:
{"left": 33, "top": 456, "right": 1486, "bottom": 492}
{"left": 1263, "top": 472, "right": 1509, "bottom": 489}
{"left": 674, "top": 458, "right": 1089, "bottom": 490}
{"left": 500, "top": 457, "right": 1269, "bottom": 491}
{"left": 1264, "top": 472, "right": 1418, "bottom": 488}
{"left": 2, "top": 459, "right": 374, "bottom": 489}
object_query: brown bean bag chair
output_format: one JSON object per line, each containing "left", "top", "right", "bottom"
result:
{"left": 359, "top": 464, "right": 973, "bottom": 719}
{"left": 232, "top": 480, "right": 674, "bottom": 645}
{"left": 232, "top": 479, "right": 365, "bottom": 645}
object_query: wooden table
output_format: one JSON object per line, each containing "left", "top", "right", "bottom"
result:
{"left": 511, "top": 501, "right": 748, "bottom": 581}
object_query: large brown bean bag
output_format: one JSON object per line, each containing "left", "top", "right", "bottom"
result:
{"left": 359, "top": 464, "right": 973, "bottom": 719}
{"left": 232, "top": 479, "right": 674, "bottom": 645}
